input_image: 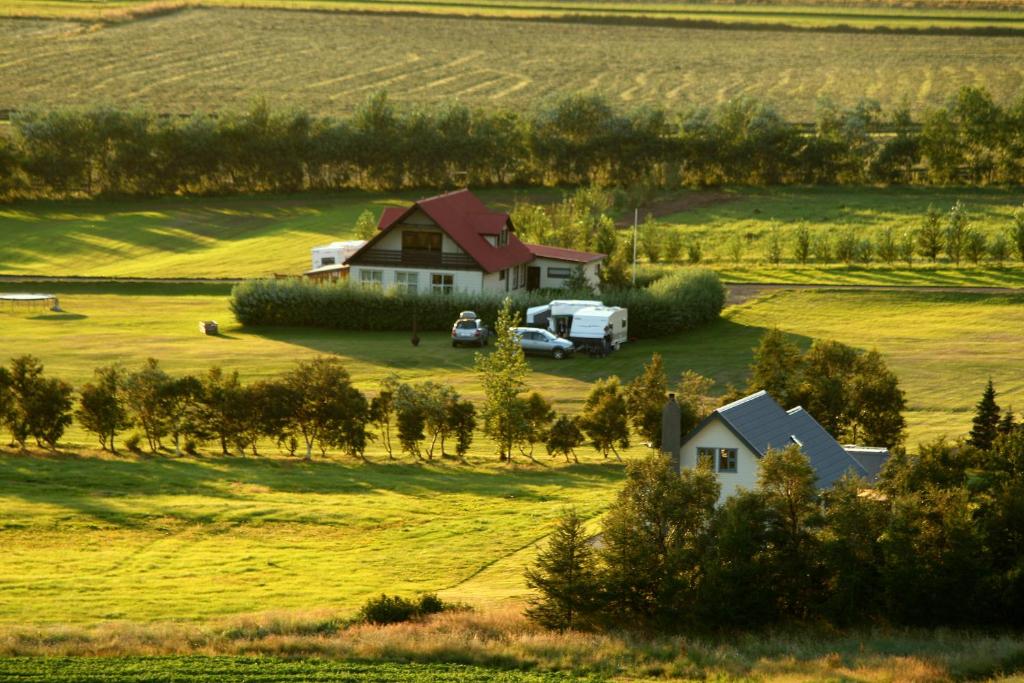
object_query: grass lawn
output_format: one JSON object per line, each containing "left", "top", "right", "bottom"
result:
{"left": 2, "top": 7, "right": 1024, "bottom": 120}
{"left": 1, "top": 281, "right": 1020, "bottom": 447}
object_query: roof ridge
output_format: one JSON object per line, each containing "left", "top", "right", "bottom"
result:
{"left": 718, "top": 389, "right": 768, "bottom": 413}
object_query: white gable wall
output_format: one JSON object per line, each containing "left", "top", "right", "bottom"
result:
{"left": 679, "top": 418, "right": 760, "bottom": 504}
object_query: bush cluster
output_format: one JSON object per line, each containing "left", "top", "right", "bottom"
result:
{"left": 357, "top": 594, "right": 449, "bottom": 625}
{"left": 229, "top": 269, "right": 725, "bottom": 339}
{"left": 2, "top": 86, "right": 1021, "bottom": 199}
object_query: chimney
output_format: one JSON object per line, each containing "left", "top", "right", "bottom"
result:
{"left": 661, "top": 393, "right": 681, "bottom": 471}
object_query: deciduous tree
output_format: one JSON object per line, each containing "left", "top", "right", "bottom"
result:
{"left": 75, "top": 364, "right": 129, "bottom": 452}
{"left": 579, "top": 376, "right": 629, "bottom": 460}
{"left": 625, "top": 353, "right": 668, "bottom": 447}
{"left": 476, "top": 298, "right": 530, "bottom": 462}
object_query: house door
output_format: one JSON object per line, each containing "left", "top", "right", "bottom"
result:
{"left": 526, "top": 266, "right": 541, "bottom": 291}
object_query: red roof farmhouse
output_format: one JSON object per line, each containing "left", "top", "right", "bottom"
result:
{"left": 338, "top": 189, "right": 604, "bottom": 294}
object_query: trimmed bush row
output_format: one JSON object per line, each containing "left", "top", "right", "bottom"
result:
{"left": 229, "top": 269, "right": 725, "bottom": 338}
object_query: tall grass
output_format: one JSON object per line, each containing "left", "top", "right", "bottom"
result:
{"left": 2, "top": 609, "right": 1023, "bottom": 680}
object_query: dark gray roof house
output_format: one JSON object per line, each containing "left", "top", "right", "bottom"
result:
{"left": 670, "top": 390, "right": 886, "bottom": 501}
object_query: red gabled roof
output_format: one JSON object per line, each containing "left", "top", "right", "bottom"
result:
{"left": 525, "top": 243, "right": 605, "bottom": 264}
{"left": 356, "top": 189, "right": 533, "bottom": 274}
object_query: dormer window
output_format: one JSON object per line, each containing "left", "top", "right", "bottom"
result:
{"left": 498, "top": 226, "right": 508, "bottom": 247}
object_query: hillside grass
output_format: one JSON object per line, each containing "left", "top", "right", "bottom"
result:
{"left": 1, "top": 7, "right": 1023, "bottom": 119}
{"left": 0, "top": 449, "right": 626, "bottom": 623}
{"left": 2, "top": 187, "right": 1022, "bottom": 282}
{"left": 0, "top": 189, "right": 554, "bottom": 279}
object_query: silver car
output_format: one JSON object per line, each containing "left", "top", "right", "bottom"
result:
{"left": 452, "top": 316, "right": 489, "bottom": 347}
{"left": 512, "top": 327, "right": 574, "bottom": 360}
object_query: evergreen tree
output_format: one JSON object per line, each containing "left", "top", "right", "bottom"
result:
{"left": 524, "top": 509, "right": 598, "bottom": 631}
{"left": 625, "top": 353, "right": 668, "bottom": 447}
{"left": 969, "top": 379, "right": 1001, "bottom": 451}
{"left": 748, "top": 328, "right": 802, "bottom": 406}
{"left": 998, "top": 406, "right": 1016, "bottom": 436}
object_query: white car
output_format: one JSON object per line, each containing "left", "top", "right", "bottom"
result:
{"left": 452, "top": 316, "right": 489, "bottom": 347}
{"left": 511, "top": 327, "right": 574, "bottom": 360}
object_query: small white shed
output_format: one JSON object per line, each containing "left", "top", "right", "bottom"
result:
{"left": 311, "top": 240, "right": 366, "bottom": 270}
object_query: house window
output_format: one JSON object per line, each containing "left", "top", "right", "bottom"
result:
{"left": 319, "top": 256, "right": 336, "bottom": 267}
{"left": 431, "top": 273, "right": 453, "bottom": 295}
{"left": 359, "top": 269, "right": 383, "bottom": 288}
{"left": 499, "top": 269, "right": 506, "bottom": 280}
{"left": 717, "top": 448, "right": 738, "bottom": 473}
{"left": 697, "top": 447, "right": 716, "bottom": 468}
{"left": 547, "top": 267, "right": 572, "bottom": 279}
{"left": 395, "top": 271, "right": 418, "bottom": 294}
{"left": 498, "top": 227, "right": 508, "bottom": 247}
{"left": 402, "top": 231, "right": 442, "bottom": 252}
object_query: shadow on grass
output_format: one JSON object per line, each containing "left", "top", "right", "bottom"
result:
{"left": 28, "top": 312, "right": 88, "bottom": 321}
{"left": 0, "top": 450, "right": 625, "bottom": 528}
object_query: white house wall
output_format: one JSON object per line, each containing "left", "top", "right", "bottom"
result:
{"left": 349, "top": 266, "right": 483, "bottom": 294}
{"left": 530, "top": 258, "right": 602, "bottom": 289}
{"left": 679, "top": 418, "right": 760, "bottom": 504}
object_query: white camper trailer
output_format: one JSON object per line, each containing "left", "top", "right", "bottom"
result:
{"left": 526, "top": 299, "right": 603, "bottom": 337}
{"left": 311, "top": 240, "right": 366, "bottom": 270}
{"left": 525, "top": 299, "right": 627, "bottom": 353}
{"left": 568, "top": 305, "right": 628, "bottom": 352}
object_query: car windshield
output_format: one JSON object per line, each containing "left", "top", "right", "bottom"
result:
{"left": 456, "top": 321, "right": 477, "bottom": 330}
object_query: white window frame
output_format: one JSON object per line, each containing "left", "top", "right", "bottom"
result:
{"left": 360, "top": 269, "right": 383, "bottom": 288}
{"left": 395, "top": 271, "right": 418, "bottom": 294}
{"left": 431, "top": 272, "right": 454, "bottom": 295}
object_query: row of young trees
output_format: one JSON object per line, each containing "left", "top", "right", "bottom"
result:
{"left": 3, "top": 86, "right": 1023, "bottom": 198}
{"left": 527, "top": 419, "right": 1024, "bottom": 633}
{"left": 755, "top": 201, "right": 1024, "bottom": 268}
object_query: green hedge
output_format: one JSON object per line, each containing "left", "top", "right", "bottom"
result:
{"left": 229, "top": 269, "right": 724, "bottom": 338}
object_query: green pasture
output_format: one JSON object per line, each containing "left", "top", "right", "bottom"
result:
{"left": 1, "top": 281, "right": 1020, "bottom": 448}
{"left": 2, "top": 187, "right": 1022, "bottom": 281}
{"left": 1, "top": 7, "right": 1023, "bottom": 119}
{"left": 1, "top": 283, "right": 1023, "bottom": 626}
{"left": 0, "top": 450, "right": 624, "bottom": 623}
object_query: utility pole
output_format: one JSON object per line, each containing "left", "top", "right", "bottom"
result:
{"left": 632, "top": 208, "right": 639, "bottom": 285}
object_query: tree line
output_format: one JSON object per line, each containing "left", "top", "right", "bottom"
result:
{"left": 1, "top": 86, "right": 1022, "bottom": 199}
{"left": 526, "top": 397, "right": 1024, "bottom": 633}
{"left": 0, "top": 319, "right": 906, "bottom": 463}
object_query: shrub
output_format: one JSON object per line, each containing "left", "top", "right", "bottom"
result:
{"left": 230, "top": 270, "right": 725, "bottom": 340}
{"left": 358, "top": 593, "right": 449, "bottom": 625}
